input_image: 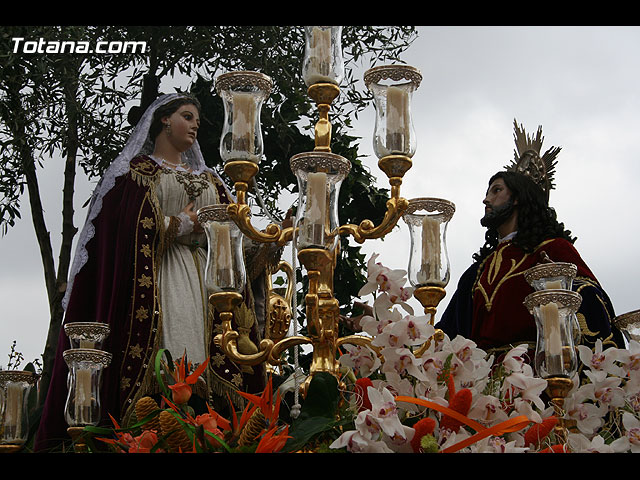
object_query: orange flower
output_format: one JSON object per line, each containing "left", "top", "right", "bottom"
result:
{"left": 236, "top": 375, "right": 281, "bottom": 428}
{"left": 354, "top": 377, "right": 373, "bottom": 411}
{"left": 411, "top": 417, "right": 436, "bottom": 453}
{"left": 524, "top": 416, "right": 558, "bottom": 448}
{"left": 96, "top": 414, "right": 163, "bottom": 453}
{"left": 255, "top": 425, "right": 291, "bottom": 453}
{"left": 167, "top": 354, "right": 209, "bottom": 406}
{"left": 439, "top": 375, "right": 473, "bottom": 433}
{"left": 169, "top": 382, "right": 193, "bottom": 405}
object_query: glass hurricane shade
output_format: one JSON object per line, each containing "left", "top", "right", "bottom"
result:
{"left": 291, "top": 152, "right": 350, "bottom": 251}
{"left": 403, "top": 198, "right": 454, "bottom": 288}
{"left": 215, "top": 71, "right": 272, "bottom": 164}
{"left": 63, "top": 349, "right": 112, "bottom": 427}
{"left": 525, "top": 291, "right": 581, "bottom": 379}
{"left": 199, "top": 204, "right": 247, "bottom": 294}
{"left": 364, "top": 65, "right": 422, "bottom": 160}
{"left": 302, "top": 26, "right": 344, "bottom": 87}
{"left": 0, "top": 371, "right": 36, "bottom": 445}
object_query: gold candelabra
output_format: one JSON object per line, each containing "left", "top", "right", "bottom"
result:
{"left": 199, "top": 27, "right": 452, "bottom": 397}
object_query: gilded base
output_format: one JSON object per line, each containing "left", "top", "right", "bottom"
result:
{"left": 413, "top": 285, "right": 446, "bottom": 319}
{"left": 224, "top": 160, "right": 259, "bottom": 185}
{"left": 208, "top": 291, "right": 244, "bottom": 313}
{"left": 67, "top": 426, "right": 89, "bottom": 453}
{"left": 378, "top": 155, "right": 412, "bottom": 181}
{"left": 307, "top": 83, "right": 340, "bottom": 106}
{"left": 0, "top": 444, "right": 23, "bottom": 453}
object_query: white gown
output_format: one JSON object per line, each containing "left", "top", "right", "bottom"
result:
{"left": 154, "top": 165, "right": 221, "bottom": 365}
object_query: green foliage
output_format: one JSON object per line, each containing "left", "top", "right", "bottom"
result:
{"left": 282, "top": 371, "right": 348, "bottom": 452}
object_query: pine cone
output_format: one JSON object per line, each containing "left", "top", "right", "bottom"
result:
{"left": 238, "top": 408, "right": 266, "bottom": 447}
{"left": 159, "top": 410, "right": 193, "bottom": 452}
{"left": 135, "top": 396, "right": 160, "bottom": 432}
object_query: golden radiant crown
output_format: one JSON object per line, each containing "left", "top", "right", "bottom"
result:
{"left": 503, "top": 119, "right": 561, "bottom": 201}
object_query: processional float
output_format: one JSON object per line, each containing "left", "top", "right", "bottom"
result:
{"left": 7, "top": 27, "right": 640, "bottom": 453}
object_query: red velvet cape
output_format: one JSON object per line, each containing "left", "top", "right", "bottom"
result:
{"left": 437, "top": 238, "right": 624, "bottom": 351}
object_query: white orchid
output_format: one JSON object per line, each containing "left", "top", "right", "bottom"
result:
{"left": 618, "top": 340, "right": 640, "bottom": 378}
{"left": 580, "top": 371, "right": 626, "bottom": 410}
{"left": 364, "top": 386, "right": 407, "bottom": 439}
{"left": 329, "top": 429, "right": 395, "bottom": 453}
{"left": 564, "top": 396, "right": 607, "bottom": 435}
{"left": 382, "top": 425, "right": 416, "bottom": 453}
{"left": 567, "top": 432, "right": 630, "bottom": 453}
{"left": 472, "top": 435, "right": 529, "bottom": 453}
{"left": 501, "top": 344, "right": 534, "bottom": 375}
{"left": 467, "top": 394, "right": 509, "bottom": 426}
{"left": 358, "top": 253, "right": 408, "bottom": 297}
{"left": 622, "top": 411, "right": 640, "bottom": 453}
{"left": 576, "top": 339, "right": 624, "bottom": 381}
{"left": 372, "top": 314, "right": 434, "bottom": 349}
{"left": 339, "top": 344, "right": 381, "bottom": 378}
{"left": 502, "top": 371, "right": 548, "bottom": 412}
{"left": 380, "top": 347, "right": 428, "bottom": 382}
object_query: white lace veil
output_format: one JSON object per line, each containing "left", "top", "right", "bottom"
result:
{"left": 62, "top": 92, "right": 232, "bottom": 310}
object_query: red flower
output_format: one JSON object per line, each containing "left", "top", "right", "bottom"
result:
{"left": 411, "top": 417, "right": 436, "bottom": 452}
{"left": 96, "top": 414, "right": 164, "bottom": 453}
{"left": 439, "top": 375, "right": 472, "bottom": 433}
{"left": 194, "top": 413, "right": 225, "bottom": 448}
{"left": 237, "top": 376, "right": 282, "bottom": 428}
{"left": 524, "top": 416, "right": 558, "bottom": 448}
{"left": 354, "top": 377, "right": 373, "bottom": 411}
{"left": 128, "top": 430, "right": 161, "bottom": 453}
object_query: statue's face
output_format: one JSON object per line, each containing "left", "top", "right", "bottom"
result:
{"left": 481, "top": 177, "right": 516, "bottom": 229}
{"left": 162, "top": 104, "right": 200, "bottom": 153}
{"left": 483, "top": 177, "right": 511, "bottom": 212}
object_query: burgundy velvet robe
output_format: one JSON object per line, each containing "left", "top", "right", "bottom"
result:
{"left": 437, "top": 238, "right": 624, "bottom": 352}
{"left": 35, "top": 156, "right": 265, "bottom": 451}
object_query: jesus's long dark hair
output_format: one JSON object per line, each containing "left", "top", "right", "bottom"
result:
{"left": 472, "top": 171, "right": 576, "bottom": 263}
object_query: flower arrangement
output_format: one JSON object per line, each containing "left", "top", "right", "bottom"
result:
{"left": 328, "top": 253, "right": 640, "bottom": 453}
{"left": 87, "top": 351, "right": 290, "bottom": 453}
{"left": 85, "top": 253, "right": 640, "bottom": 453}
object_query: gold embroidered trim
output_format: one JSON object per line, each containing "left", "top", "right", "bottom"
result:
{"left": 163, "top": 168, "right": 211, "bottom": 200}
{"left": 474, "top": 239, "right": 555, "bottom": 312}
{"left": 130, "top": 157, "right": 161, "bottom": 187}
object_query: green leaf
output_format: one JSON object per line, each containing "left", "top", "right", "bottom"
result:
{"left": 282, "top": 372, "right": 341, "bottom": 452}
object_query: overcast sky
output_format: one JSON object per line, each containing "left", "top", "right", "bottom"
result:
{"left": 2, "top": 26, "right": 639, "bottom": 367}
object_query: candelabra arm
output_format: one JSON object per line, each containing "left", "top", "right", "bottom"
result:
{"left": 224, "top": 160, "right": 294, "bottom": 246}
{"left": 210, "top": 292, "right": 275, "bottom": 366}
{"left": 336, "top": 334, "right": 383, "bottom": 358}
{"left": 338, "top": 154, "right": 411, "bottom": 243}
{"left": 268, "top": 335, "right": 314, "bottom": 365}
{"left": 339, "top": 195, "right": 409, "bottom": 243}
